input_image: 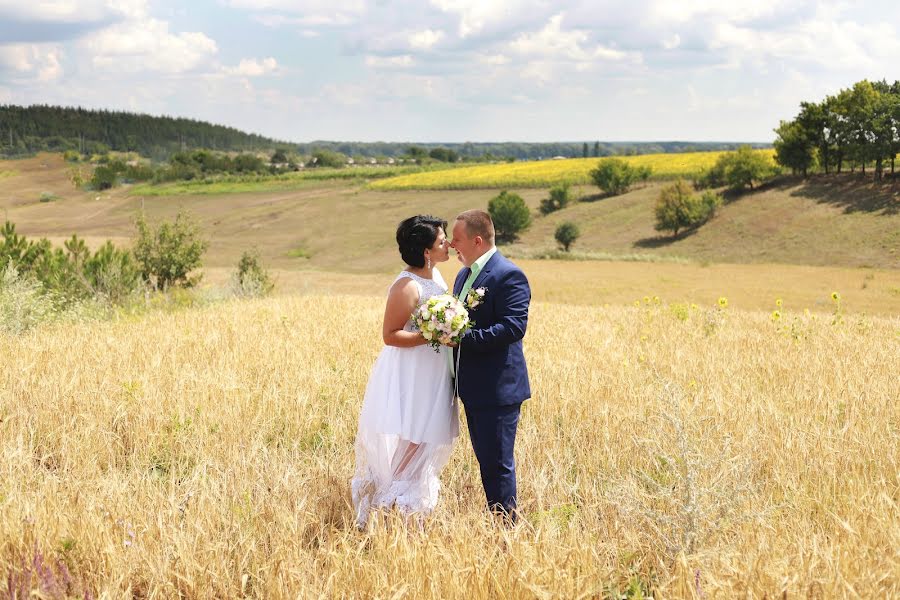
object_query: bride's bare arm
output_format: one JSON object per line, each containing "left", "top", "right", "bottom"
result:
{"left": 382, "top": 278, "right": 429, "bottom": 348}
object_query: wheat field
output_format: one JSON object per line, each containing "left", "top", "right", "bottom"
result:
{"left": 2, "top": 289, "right": 898, "bottom": 598}
{"left": 369, "top": 150, "right": 777, "bottom": 191}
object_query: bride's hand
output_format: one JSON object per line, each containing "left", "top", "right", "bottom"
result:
{"left": 443, "top": 341, "right": 458, "bottom": 348}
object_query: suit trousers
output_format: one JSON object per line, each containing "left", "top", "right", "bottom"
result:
{"left": 463, "top": 402, "right": 522, "bottom": 520}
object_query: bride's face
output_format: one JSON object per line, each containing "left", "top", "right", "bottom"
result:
{"left": 428, "top": 227, "right": 451, "bottom": 264}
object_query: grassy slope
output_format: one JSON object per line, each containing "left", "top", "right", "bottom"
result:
{"left": 520, "top": 178, "right": 899, "bottom": 269}
{"left": 1, "top": 154, "right": 898, "bottom": 313}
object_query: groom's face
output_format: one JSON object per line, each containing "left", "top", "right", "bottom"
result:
{"left": 450, "top": 219, "right": 478, "bottom": 267}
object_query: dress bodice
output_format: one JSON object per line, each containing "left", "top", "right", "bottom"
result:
{"left": 394, "top": 270, "right": 449, "bottom": 332}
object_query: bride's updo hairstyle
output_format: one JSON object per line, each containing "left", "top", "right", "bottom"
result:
{"left": 396, "top": 215, "right": 447, "bottom": 268}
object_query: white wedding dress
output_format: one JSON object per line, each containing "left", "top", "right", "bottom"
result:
{"left": 351, "top": 269, "right": 460, "bottom": 527}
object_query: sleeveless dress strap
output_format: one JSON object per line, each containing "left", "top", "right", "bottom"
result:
{"left": 391, "top": 271, "right": 423, "bottom": 300}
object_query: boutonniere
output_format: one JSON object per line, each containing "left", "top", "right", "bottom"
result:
{"left": 465, "top": 287, "right": 487, "bottom": 309}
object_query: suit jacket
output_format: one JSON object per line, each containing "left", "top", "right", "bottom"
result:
{"left": 453, "top": 251, "right": 531, "bottom": 407}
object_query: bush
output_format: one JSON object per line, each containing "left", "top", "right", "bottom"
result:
{"left": 63, "top": 150, "right": 81, "bottom": 162}
{"left": 0, "top": 263, "right": 55, "bottom": 334}
{"left": 698, "top": 146, "right": 775, "bottom": 191}
{"left": 539, "top": 183, "right": 575, "bottom": 215}
{"left": 123, "top": 163, "right": 155, "bottom": 182}
{"left": 1, "top": 222, "right": 140, "bottom": 305}
{"left": 590, "top": 158, "right": 651, "bottom": 196}
{"left": 488, "top": 191, "right": 532, "bottom": 244}
{"left": 90, "top": 164, "right": 118, "bottom": 190}
{"left": 310, "top": 149, "right": 347, "bottom": 168}
{"left": 554, "top": 222, "right": 580, "bottom": 251}
{"left": 83, "top": 240, "right": 143, "bottom": 304}
{"left": 654, "top": 180, "right": 722, "bottom": 237}
{"left": 133, "top": 211, "right": 208, "bottom": 291}
{"left": 231, "top": 250, "right": 275, "bottom": 297}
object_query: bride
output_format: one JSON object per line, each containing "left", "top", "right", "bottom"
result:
{"left": 350, "top": 215, "right": 459, "bottom": 527}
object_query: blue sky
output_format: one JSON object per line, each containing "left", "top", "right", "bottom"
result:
{"left": 0, "top": 0, "right": 897, "bottom": 143}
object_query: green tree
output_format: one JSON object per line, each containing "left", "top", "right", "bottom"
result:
{"left": 232, "top": 249, "right": 274, "bottom": 297}
{"left": 539, "top": 183, "right": 574, "bottom": 215}
{"left": 700, "top": 146, "right": 774, "bottom": 191}
{"left": 590, "top": 158, "right": 650, "bottom": 196}
{"left": 428, "top": 147, "right": 459, "bottom": 162}
{"left": 582, "top": 142, "right": 588, "bottom": 158}
{"left": 133, "top": 211, "right": 208, "bottom": 291}
{"left": 774, "top": 120, "right": 817, "bottom": 176}
{"left": 271, "top": 149, "right": 288, "bottom": 164}
{"left": 654, "top": 180, "right": 722, "bottom": 237}
{"left": 554, "top": 222, "right": 580, "bottom": 251}
{"left": 310, "top": 149, "right": 346, "bottom": 168}
{"left": 488, "top": 191, "right": 532, "bottom": 244}
{"left": 90, "top": 164, "right": 118, "bottom": 190}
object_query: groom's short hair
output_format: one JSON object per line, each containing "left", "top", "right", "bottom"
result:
{"left": 456, "top": 210, "right": 495, "bottom": 244}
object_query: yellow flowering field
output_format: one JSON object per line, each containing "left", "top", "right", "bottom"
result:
{"left": 370, "top": 149, "right": 776, "bottom": 190}
{"left": 2, "top": 289, "right": 897, "bottom": 598}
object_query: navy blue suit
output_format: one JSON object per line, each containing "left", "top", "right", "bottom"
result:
{"left": 454, "top": 251, "right": 531, "bottom": 518}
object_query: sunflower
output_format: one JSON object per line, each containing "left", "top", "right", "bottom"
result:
{"left": 717, "top": 297, "right": 728, "bottom": 309}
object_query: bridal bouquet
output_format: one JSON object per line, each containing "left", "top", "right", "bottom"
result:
{"left": 412, "top": 294, "right": 472, "bottom": 350}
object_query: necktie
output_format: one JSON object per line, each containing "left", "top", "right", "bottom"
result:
{"left": 448, "top": 265, "right": 477, "bottom": 380}
{"left": 457, "top": 264, "right": 480, "bottom": 302}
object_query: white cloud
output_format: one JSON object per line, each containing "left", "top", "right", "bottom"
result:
{"left": 477, "top": 53, "right": 510, "bottom": 65}
{"left": 708, "top": 12, "right": 900, "bottom": 73}
{"left": 364, "top": 55, "right": 415, "bottom": 69}
{"left": 0, "top": 43, "right": 64, "bottom": 81}
{"left": 661, "top": 33, "right": 681, "bottom": 50}
{"left": 429, "top": 0, "right": 543, "bottom": 38}
{"left": 225, "top": 57, "right": 278, "bottom": 77}
{"left": 648, "top": 0, "right": 792, "bottom": 25}
{"left": 232, "top": 0, "right": 365, "bottom": 26}
{"left": 409, "top": 29, "right": 445, "bottom": 51}
{"left": 510, "top": 13, "right": 635, "bottom": 64}
{"left": 83, "top": 18, "right": 218, "bottom": 73}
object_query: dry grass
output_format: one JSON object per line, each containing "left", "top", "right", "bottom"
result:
{"left": 199, "top": 261, "right": 900, "bottom": 317}
{"left": 2, "top": 292, "right": 898, "bottom": 598}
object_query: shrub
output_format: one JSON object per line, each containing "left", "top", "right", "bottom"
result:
{"left": 488, "top": 190, "right": 532, "bottom": 244}
{"left": 0, "top": 263, "right": 55, "bottom": 334}
{"left": 83, "top": 240, "right": 143, "bottom": 304}
{"left": 654, "top": 180, "right": 723, "bottom": 237}
{"left": 590, "top": 158, "right": 651, "bottom": 196}
{"left": 554, "top": 222, "right": 581, "bottom": 252}
{"left": 133, "top": 211, "right": 208, "bottom": 291}
{"left": 1, "top": 222, "right": 140, "bottom": 305}
{"left": 231, "top": 250, "right": 275, "bottom": 297}
{"left": 310, "top": 149, "right": 347, "bottom": 168}
{"left": 90, "top": 164, "right": 118, "bottom": 190}
{"left": 539, "top": 183, "right": 575, "bottom": 215}
{"left": 698, "top": 146, "right": 775, "bottom": 191}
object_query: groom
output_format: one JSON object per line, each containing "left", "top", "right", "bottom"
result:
{"left": 450, "top": 209, "right": 531, "bottom": 523}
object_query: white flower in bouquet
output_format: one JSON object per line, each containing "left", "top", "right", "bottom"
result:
{"left": 412, "top": 294, "right": 472, "bottom": 351}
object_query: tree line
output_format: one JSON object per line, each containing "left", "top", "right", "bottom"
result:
{"left": 298, "top": 140, "right": 770, "bottom": 162}
{"left": 0, "top": 105, "right": 288, "bottom": 160}
{"left": 774, "top": 79, "right": 900, "bottom": 179}
{"left": 0, "top": 104, "right": 772, "bottom": 163}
